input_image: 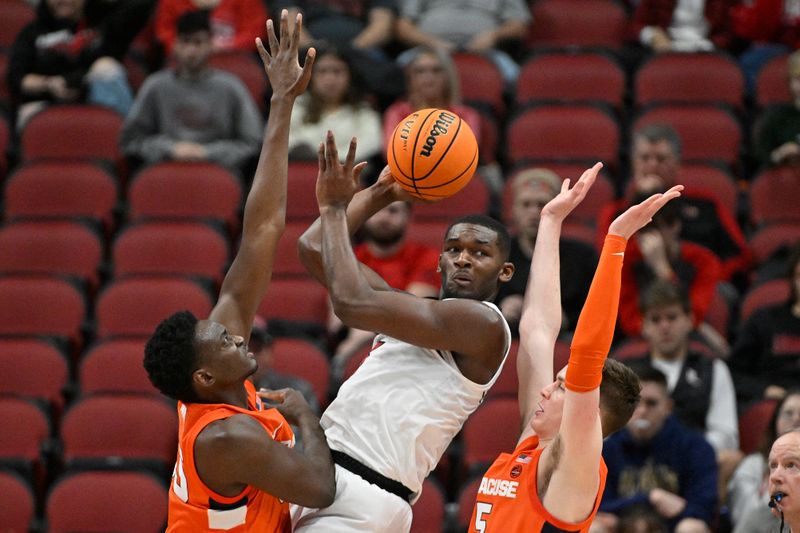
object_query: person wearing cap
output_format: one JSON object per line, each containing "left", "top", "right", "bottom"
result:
{"left": 766, "top": 429, "right": 800, "bottom": 532}
{"left": 755, "top": 50, "right": 800, "bottom": 168}
{"left": 497, "top": 168, "right": 596, "bottom": 334}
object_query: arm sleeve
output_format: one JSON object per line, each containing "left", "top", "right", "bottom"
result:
{"left": 202, "top": 81, "right": 263, "bottom": 169}
{"left": 729, "top": 311, "right": 770, "bottom": 404}
{"left": 7, "top": 25, "right": 39, "bottom": 101}
{"left": 566, "top": 234, "right": 627, "bottom": 392}
{"left": 704, "top": 360, "right": 739, "bottom": 452}
{"left": 119, "top": 79, "right": 176, "bottom": 163}
{"left": 679, "top": 436, "right": 719, "bottom": 523}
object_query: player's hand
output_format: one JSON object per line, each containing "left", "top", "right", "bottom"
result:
{"left": 256, "top": 9, "right": 316, "bottom": 99}
{"left": 258, "top": 388, "right": 315, "bottom": 425}
{"left": 316, "top": 132, "right": 367, "bottom": 210}
{"left": 540, "top": 162, "right": 601, "bottom": 222}
{"left": 373, "top": 165, "right": 429, "bottom": 204}
{"left": 608, "top": 185, "right": 683, "bottom": 240}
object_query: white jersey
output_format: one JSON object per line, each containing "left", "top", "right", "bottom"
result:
{"left": 321, "top": 300, "right": 511, "bottom": 498}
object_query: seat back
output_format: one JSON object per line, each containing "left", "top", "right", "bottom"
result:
{"left": 270, "top": 338, "right": 330, "bottom": 407}
{"left": 80, "top": 339, "right": 159, "bottom": 396}
{"left": 0, "top": 338, "right": 68, "bottom": 414}
{"left": 0, "top": 471, "right": 34, "bottom": 533}
{"left": 461, "top": 398, "right": 521, "bottom": 474}
{"left": 756, "top": 55, "right": 791, "bottom": 108}
{"left": 527, "top": 0, "right": 626, "bottom": 49}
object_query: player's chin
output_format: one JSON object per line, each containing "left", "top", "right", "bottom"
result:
{"left": 442, "top": 284, "right": 480, "bottom": 301}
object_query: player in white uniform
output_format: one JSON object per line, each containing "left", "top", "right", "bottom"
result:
{"left": 293, "top": 133, "right": 515, "bottom": 532}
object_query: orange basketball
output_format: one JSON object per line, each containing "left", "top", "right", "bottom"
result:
{"left": 387, "top": 108, "right": 478, "bottom": 201}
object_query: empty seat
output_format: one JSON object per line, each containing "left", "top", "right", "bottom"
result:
{"left": 113, "top": 221, "right": 230, "bottom": 284}
{"left": 750, "top": 224, "right": 800, "bottom": 265}
{"left": 0, "top": 397, "right": 49, "bottom": 486}
{"left": 270, "top": 338, "right": 330, "bottom": 407}
{"left": 4, "top": 161, "right": 118, "bottom": 232}
{"left": 47, "top": 471, "right": 167, "bottom": 533}
{"left": 20, "top": 105, "right": 124, "bottom": 163}
{"left": 274, "top": 222, "right": 311, "bottom": 278}
{"left": 287, "top": 161, "right": 321, "bottom": 221}
{"left": 506, "top": 105, "right": 620, "bottom": 168}
{"left": 456, "top": 475, "right": 483, "bottom": 531}
{"left": 635, "top": 53, "right": 744, "bottom": 110}
{"left": 209, "top": 50, "right": 267, "bottom": 110}
{"left": 452, "top": 53, "right": 505, "bottom": 117}
{"left": 61, "top": 394, "right": 177, "bottom": 474}
{"left": 740, "top": 279, "right": 791, "bottom": 323}
{"left": 516, "top": 52, "right": 626, "bottom": 110}
{"left": 95, "top": 277, "right": 212, "bottom": 338}
{"left": 412, "top": 172, "right": 490, "bottom": 220}
{"left": 756, "top": 54, "right": 791, "bottom": 108}
{"left": 680, "top": 163, "right": 739, "bottom": 215}
{"left": 128, "top": 161, "right": 242, "bottom": 234}
{"left": 410, "top": 479, "right": 446, "bottom": 533}
{"left": 0, "top": 471, "right": 35, "bottom": 533}
{"left": 750, "top": 165, "right": 800, "bottom": 226}
{"left": 0, "top": 275, "right": 86, "bottom": 351}
{"left": 633, "top": 105, "right": 742, "bottom": 167}
{"left": 487, "top": 340, "right": 519, "bottom": 399}
{"left": 79, "top": 339, "right": 159, "bottom": 396}
{"left": 527, "top": 0, "right": 627, "bottom": 50}
{"left": 0, "top": 0, "right": 35, "bottom": 49}
{"left": 739, "top": 399, "right": 778, "bottom": 455}
{"left": 258, "top": 278, "right": 329, "bottom": 331}
{"left": 0, "top": 338, "right": 69, "bottom": 416}
{"left": 461, "top": 398, "right": 521, "bottom": 475}
{"left": 0, "top": 220, "right": 104, "bottom": 290}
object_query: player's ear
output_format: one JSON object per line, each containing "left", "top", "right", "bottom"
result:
{"left": 499, "top": 262, "right": 515, "bottom": 283}
{"left": 193, "top": 368, "right": 215, "bottom": 388}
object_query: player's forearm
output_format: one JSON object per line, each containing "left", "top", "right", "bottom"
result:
{"left": 294, "top": 412, "right": 335, "bottom": 504}
{"left": 566, "top": 234, "right": 627, "bottom": 392}
{"left": 519, "top": 214, "right": 563, "bottom": 343}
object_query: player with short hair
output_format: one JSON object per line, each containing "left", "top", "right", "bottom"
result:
{"left": 469, "top": 165, "right": 683, "bottom": 532}
{"left": 293, "top": 134, "right": 514, "bottom": 532}
{"left": 142, "top": 12, "right": 335, "bottom": 532}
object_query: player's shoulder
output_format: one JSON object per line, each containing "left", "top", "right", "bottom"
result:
{"left": 196, "top": 413, "right": 266, "bottom": 451}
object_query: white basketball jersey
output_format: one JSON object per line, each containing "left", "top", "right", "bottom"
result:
{"left": 321, "top": 300, "right": 511, "bottom": 498}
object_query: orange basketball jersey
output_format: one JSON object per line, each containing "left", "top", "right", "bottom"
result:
{"left": 167, "top": 380, "right": 295, "bottom": 532}
{"left": 469, "top": 435, "right": 607, "bottom": 532}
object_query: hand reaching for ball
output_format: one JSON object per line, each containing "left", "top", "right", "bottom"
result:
{"left": 316, "top": 131, "right": 367, "bottom": 210}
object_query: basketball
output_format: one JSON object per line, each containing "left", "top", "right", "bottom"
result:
{"left": 387, "top": 108, "right": 478, "bottom": 201}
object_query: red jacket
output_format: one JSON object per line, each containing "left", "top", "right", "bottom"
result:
{"left": 731, "top": 0, "right": 800, "bottom": 48}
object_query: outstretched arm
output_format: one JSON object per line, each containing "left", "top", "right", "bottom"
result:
{"left": 314, "top": 133, "right": 509, "bottom": 384}
{"left": 209, "top": 11, "right": 315, "bottom": 339}
{"left": 541, "top": 186, "right": 684, "bottom": 524}
{"left": 518, "top": 164, "right": 600, "bottom": 440}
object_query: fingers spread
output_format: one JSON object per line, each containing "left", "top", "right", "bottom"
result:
{"left": 267, "top": 19, "right": 279, "bottom": 55}
{"left": 344, "top": 137, "right": 357, "bottom": 170}
{"left": 291, "top": 12, "right": 303, "bottom": 50}
{"left": 279, "top": 9, "right": 289, "bottom": 50}
{"left": 317, "top": 141, "right": 326, "bottom": 172}
{"left": 255, "top": 37, "right": 270, "bottom": 65}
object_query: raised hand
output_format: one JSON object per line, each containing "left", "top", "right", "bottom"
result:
{"left": 316, "top": 132, "right": 367, "bottom": 210}
{"left": 540, "top": 162, "right": 602, "bottom": 222}
{"left": 608, "top": 185, "right": 683, "bottom": 240}
{"left": 256, "top": 9, "right": 315, "bottom": 99}
{"left": 257, "top": 388, "right": 314, "bottom": 425}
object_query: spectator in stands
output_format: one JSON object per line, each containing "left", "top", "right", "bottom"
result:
{"left": 732, "top": 0, "right": 800, "bottom": 94}
{"left": 599, "top": 364, "right": 718, "bottom": 533}
{"left": 730, "top": 390, "right": 800, "bottom": 532}
{"left": 382, "top": 46, "right": 481, "bottom": 152}
{"left": 764, "top": 429, "right": 800, "bottom": 532}
{"left": 328, "top": 200, "right": 440, "bottom": 372}
{"left": 250, "top": 317, "right": 320, "bottom": 415}
{"left": 730, "top": 246, "right": 800, "bottom": 406}
{"left": 597, "top": 123, "right": 751, "bottom": 281}
{"left": 618, "top": 193, "right": 722, "bottom": 338}
{"left": 630, "top": 0, "right": 732, "bottom": 53}
{"left": 287, "top": 44, "right": 382, "bottom": 171}
{"left": 626, "top": 281, "right": 741, "bottom": 497}
{"left": 155, "top": 0, "right": 267, "bottom": 55}
{"left": 396, "top": 0, "right": 530, "bottom": 85}
{"left": 754, "top": 50, "right": 800, "bottom": 168}
{"left": 7, "top": 0, "right": 152, "bottom": 126}
{"left": 496, "top": 167, "right": 596, "bottom": 334}
{"left": 120, "top": 10, "right": 263, "bottom": 174}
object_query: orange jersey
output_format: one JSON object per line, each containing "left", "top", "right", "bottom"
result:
{"left": 469, "top": 435, "right": 607, "bottom": 533}
{"left": 167, "top": 381, "right": 295, "bottom": 532}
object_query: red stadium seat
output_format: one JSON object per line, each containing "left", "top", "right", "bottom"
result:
{"left": 21, "top": 105, "right": 124, "bottom": 163}
{"left": 527, "top": 0, "right": 627, "bottom": 50}
{"left": 258, "top": 278, "right": 329, "bottom": 329}
{"left": 61, "top": 394, "right": 177, "bottom": 474}
{"left": 0, "top": 471, "right": 35, "bottom": 533}
{"left": 750, "top": 165, "right": 800, "bottom": 227}
{"left": 635, "top": 53, "right": 744, "bottom": 110}
{"left": 341, "top": 342, "right": 373, "bottom": 383}
{"left": 452, "top": 53, "right": 505, "bottom": 117}
{"left": 740, "top": 279, "right": 791, "bottom": 323}
{"left": 739, "top": 399, "right": 778, "bottom": 455}
{"left": 128, "top": 161, "right": 242, "bottom": 235}
{"left": 95, "top": 277, "right": 213, "bottom": 338}
{"left": 756, "top": 55, "right": 791, "bottom": 109}
{"left": 274, "top": 222, "right": 311, "bottom": 278}
{"left": 47, "top": 471, "right": 167, "bottom": 533}
{"left": 0, "top": 275, "right": 86, "bottom": 352}
{"left": 633, "top": 105, "right": 742, "bottom": 167}
{"left": 209, "top": 50, "right": 267, "bottom": 110}
{"left": 79, "top": 339, "right": 159, "bottom": 396}
{"left": 487, "top": 339, "right": 519, "bottom": 399}
{"left": 0, "top": 0, "right": 35, "bottom": 48}
{"left": 411, "top": 479, "right": 446, "bottom": 533}
{"left": 457, "top": 475, "right": 482, "bottom": 531}
{"left": 287, "top": 161, "right": 321, "bottom": 221}
{"left": 461, "top": 398, "right": 521, "bottom": 475}
{"left": 0, "top": 220, "right": 104, "bottom": 290}
{"left": 0, "top": 397, "right": 49, "bottom": 487}
{"left": 4, "top": 161, "right": 119, "bottom": 232}
{"left": 113, "top": 221, "right": 230, "bottom": 285}
{"left": 516, "top": 52, "right": 626, "bottom": 110}
{"left": 506, "top": 105, "right": 620, "bottom": 169}
{"left": 412, "top": 172, "right": 490, "bottom": 220}
{"left": 680, "top": 164, "right": 739, "bottom": 216}
{"left": 0, "top": 338, "right": 69, "bottom": 416}
{"left": 270, "top": 338, "right": 330, "bottom": 407}
{"left": 750, "top": 224, "right": 800, "bottom": 265}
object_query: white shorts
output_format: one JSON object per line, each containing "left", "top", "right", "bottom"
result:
{"left": 291, "top": 464, "right": 413, "bottom": 533}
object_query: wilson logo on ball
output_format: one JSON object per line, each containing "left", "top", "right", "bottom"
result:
{"left": 419, "top": 111, "right": 456, "bottom": 157}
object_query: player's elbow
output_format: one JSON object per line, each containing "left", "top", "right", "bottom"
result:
{"left": 301, "top": 478, "right": 336, "bottom": 508}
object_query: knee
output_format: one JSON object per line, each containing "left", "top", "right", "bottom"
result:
{"left": 88, "top": 57, "right": 125, "bottom": 81}
{"left": 674, "top": 518, "right": 711, "bottom": 533}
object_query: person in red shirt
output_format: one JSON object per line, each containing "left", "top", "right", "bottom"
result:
{"left": 143, "top": 13, "right": 334, "bottom": 532}
{"left": 469, "top": 164, "right": 682, "bottom": 532}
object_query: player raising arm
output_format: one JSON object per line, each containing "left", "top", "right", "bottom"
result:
{"left": 142, "top": 12, "right": 334, "bottom": 532}
{"left": 470, "top": 165, "right": 684, "bottom": 531}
